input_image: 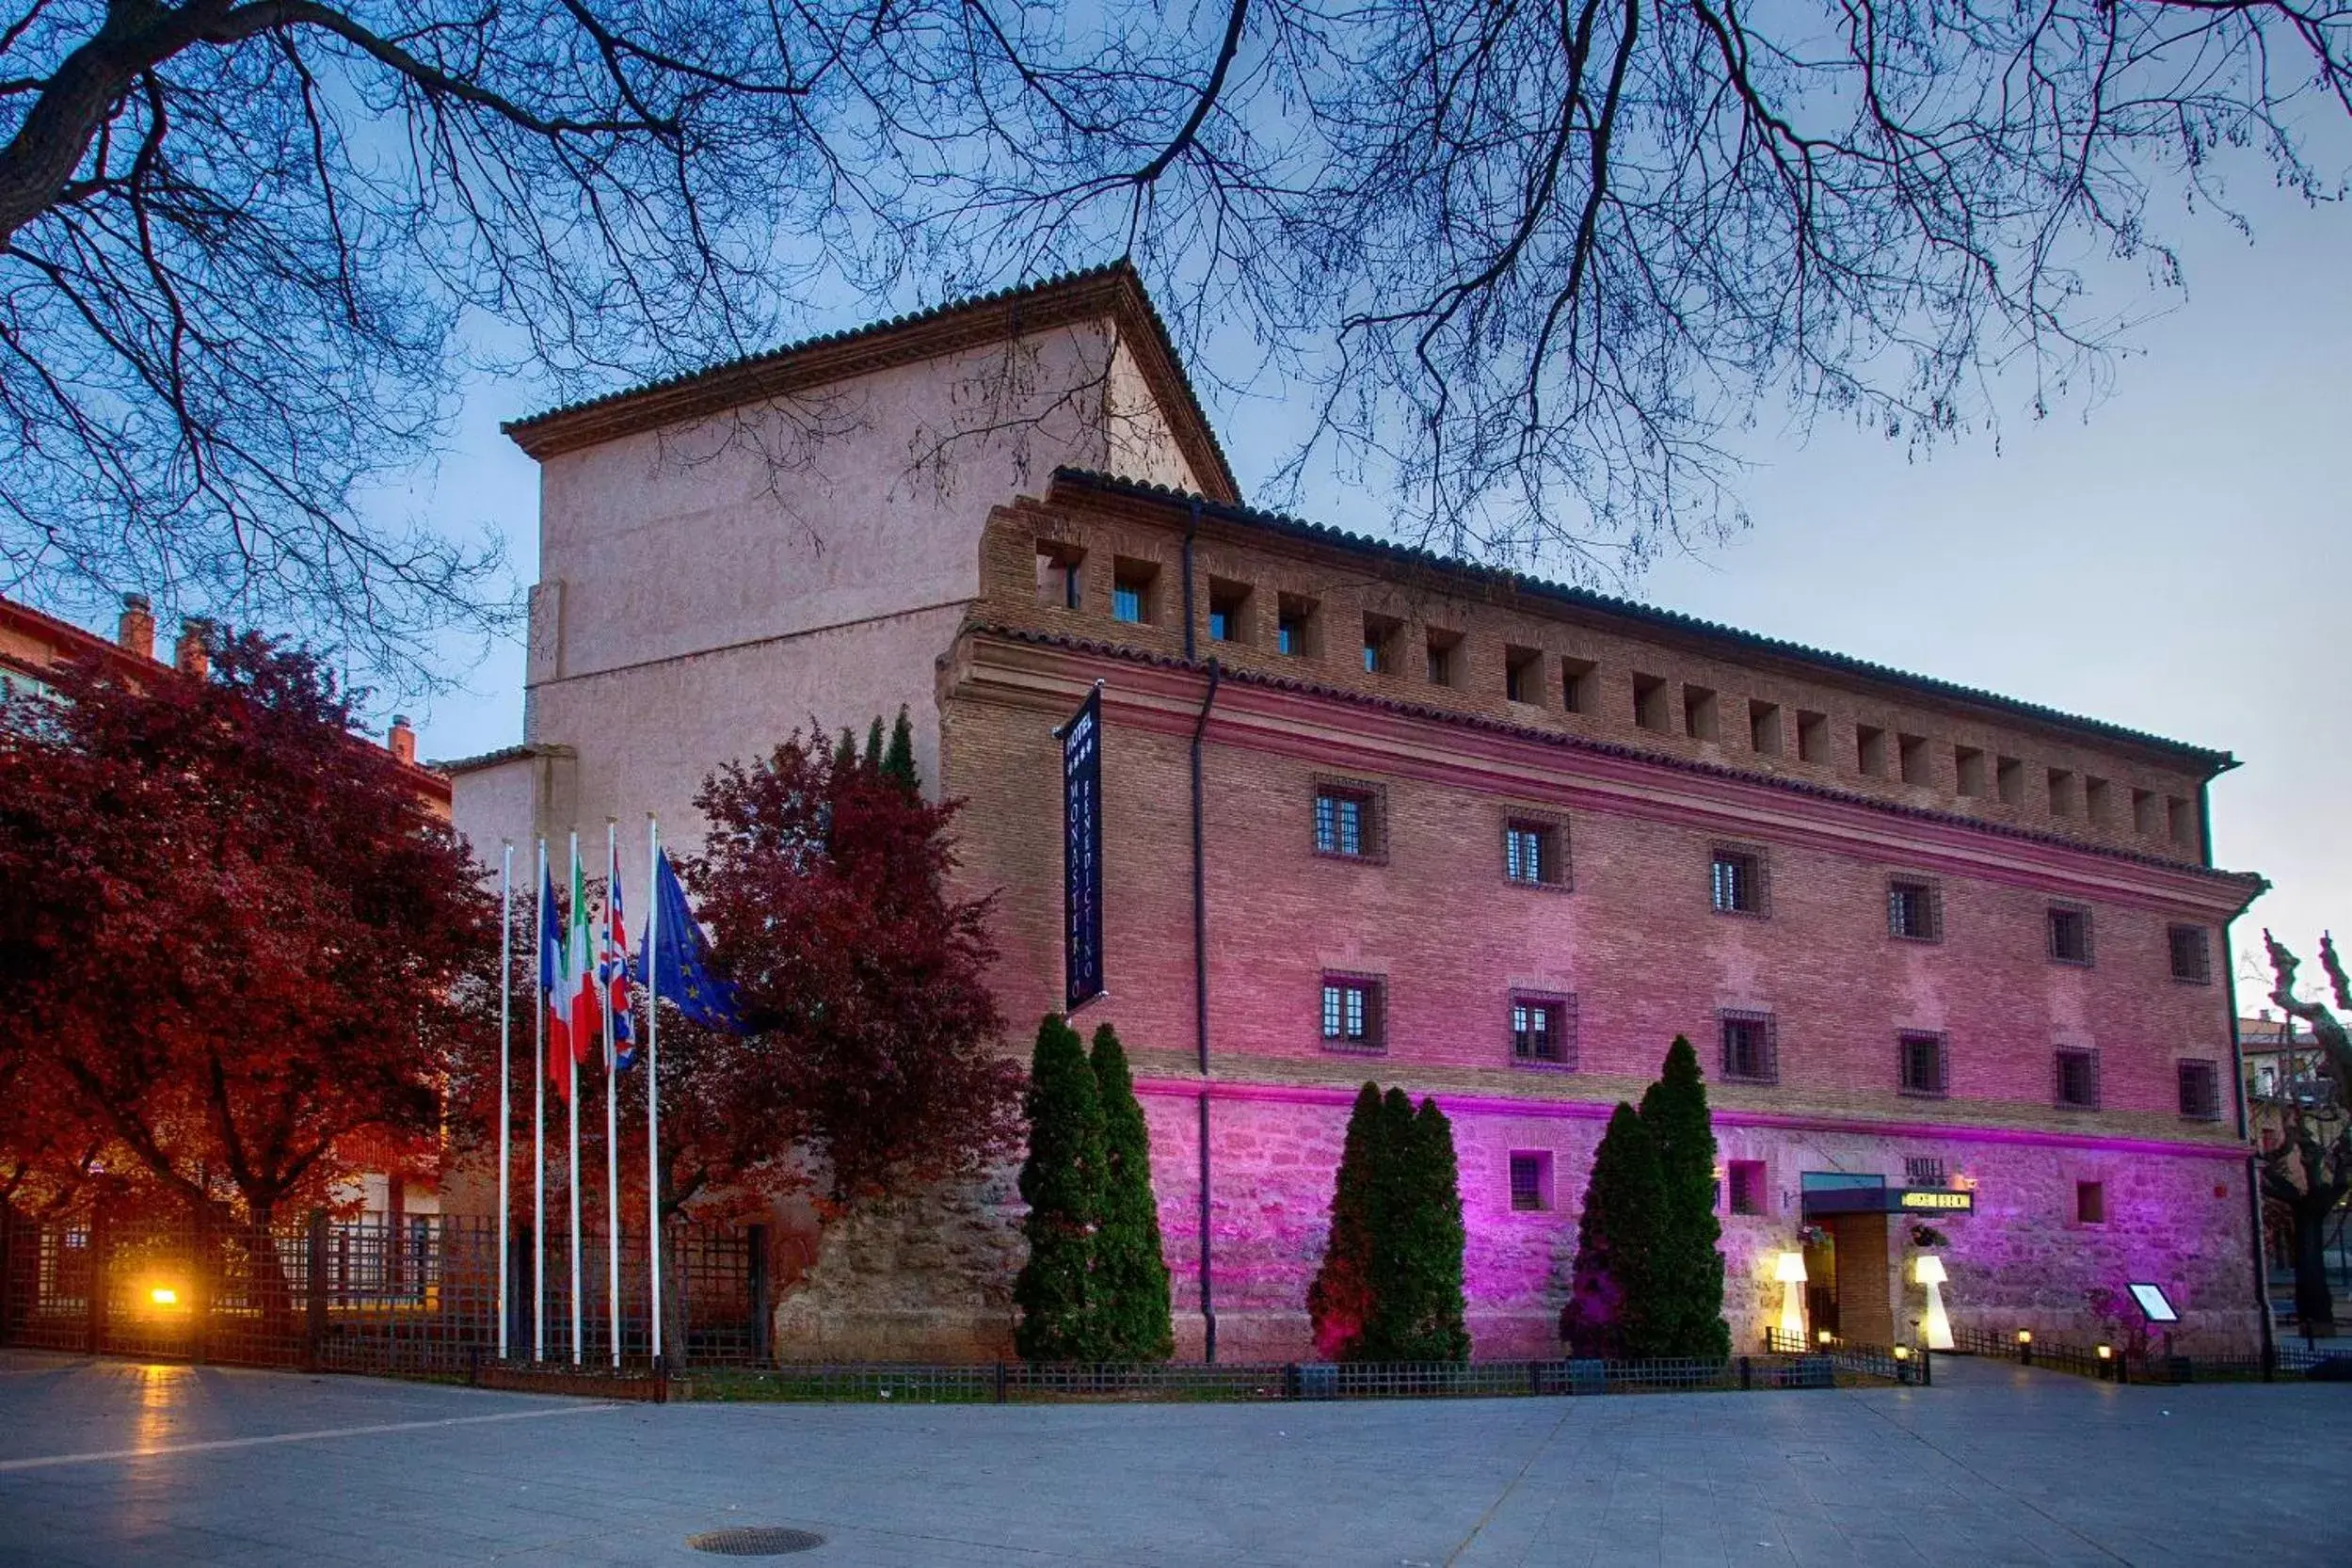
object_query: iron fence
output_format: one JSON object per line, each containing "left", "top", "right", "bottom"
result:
{"left": 0, "top": 1206, "right": 770, "bottom": 1376}
{"left": 1946, "top": 1322, "right": 2350, "bottom": 1384}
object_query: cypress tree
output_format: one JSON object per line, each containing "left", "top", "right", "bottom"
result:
{"left": 1013, "top": 1015, "right": 1108, "bottom": 1361}
{"left": 862, "top": 715, "right": 885, "bottom": 772}
{"left": 1356, "top": 1087, "right": 1422, "bottom": 1360}
{"left": 1089, "top": 1022, "right": 1174, "bottom": 1361}
{"left": 1560, "top": 1102, "right": 1668, "bottom": 1360}
{"left": 1375, "top": 1097, "right": 1470, "bottom": 1363}
{"left": 881, "top": 705, "right": 920, "bottom": 792}
{"left": 1307, "top": 1082, "right": 1385, "bottom": 1360}
{"left": 832, "top": 727, "right": 856, "bottom": 775}
{"left": 1639, "top": 1036, "right": 1730, "bottom": 1359}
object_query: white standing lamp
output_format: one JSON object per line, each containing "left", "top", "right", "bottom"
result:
{"left": 1914, "top": 1254, "right": 1954, "bottom": 1351}
{"left": 1774, "top": 1252, "right": 1808, "bottom": 1345}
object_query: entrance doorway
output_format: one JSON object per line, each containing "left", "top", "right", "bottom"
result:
{"left": 1820, "top": 1214, "right": 1895, "bottom": 1345}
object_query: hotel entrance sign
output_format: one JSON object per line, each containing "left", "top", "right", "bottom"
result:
{"left": 1800, "top": 1185, "right": 1976, "bottom": 1218}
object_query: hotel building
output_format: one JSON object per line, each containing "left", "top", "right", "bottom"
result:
{"left": 451, "top": 265, "right": 2267, "bottom": 1360}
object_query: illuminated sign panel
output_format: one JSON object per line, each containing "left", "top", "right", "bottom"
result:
{"left": 1800, "top": 1184, "right": 1976, "bottom": 1218}
{"left": 1898, "top": 1190, "right": 1975, "bottom": 1211}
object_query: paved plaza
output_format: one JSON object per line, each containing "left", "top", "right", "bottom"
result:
{"left": 0, "top": 1351, "right": 2344, "bottom": 1567}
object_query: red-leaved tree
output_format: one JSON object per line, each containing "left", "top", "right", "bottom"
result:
{"left": 0, "top": 630, "right": 500, "bottom": 1229}
{"left": 647, "top": 726, "right": 1021, "bottom": 1220}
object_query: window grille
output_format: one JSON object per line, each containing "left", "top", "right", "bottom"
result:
{"left": 1898, "top": 1032, "right": 1948, "bottom": 1097}
{"left": 1320, "top": 976, "right": 1384, "bottom": 1052}
{"left": 1505, "top": 819, "right": 1567, "bottom": 888}
{"left": 2048, "top": 904, "right": 2094, "bottom": 965}
{"left": 2168, "top": 925, "right": 2212, "bottom": 984}
{"left": 2177, "top": 1059, "right": 2222, "bottom": 1121}
{"left": 1510, "top": 995, "right": 1576, "bottom": 1068}
{"left": 1711, "top": 848, "right": 1767, "bottom": 916}
{"left": 1888, "top": 880, "right": 1941, "bottom": 941}
{"left": 1727, "top": 1160, "right": 1768, "bottom": 1215}
{"left": 1720, "top": 1011, "right": 1779, "bottom": 1084}
{"left": 1509, "top": 1153, "right": 1550, "bottom": 1211}
{"left": 1312, "top": 784, "right": 1382, "bottom": 860}
{"left": 2055, "top": 1047, "right": 2101, "bottom": 1110}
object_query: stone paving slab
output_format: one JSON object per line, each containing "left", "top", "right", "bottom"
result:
{"left": 0, "top": 1352, "right": 2343, "bottom": 1566}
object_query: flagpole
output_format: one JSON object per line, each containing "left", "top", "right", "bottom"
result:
{"left": 497, "top": 840, "right": 512, "bottom": 1364}
{"left": 604, "top": 818, "right": 621, "bottom": 1369}
{"left": 646, "top": 815, "right": 663, "bottom": 1366}
{"left": 568, "top": 830, "right": 583, "bottom": 1368}
{"left": 534, "top": 839, "right": 547, "bottom": 1363}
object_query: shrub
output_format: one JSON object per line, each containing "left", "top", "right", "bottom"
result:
{"left": 1089, "top": 1021, "right": 1174, "bottom": 1361}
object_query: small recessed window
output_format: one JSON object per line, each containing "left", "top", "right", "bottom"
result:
{"left": 1425, "top": 628, "right": 1461, "bottom": 687}
{"left": 1996, "top": 756, "right": 2024, "bottom": 806}
{"left": 1208, "top": 579, "right": 1251, "bottom": 644}
{"left": 1504, "top": 819, "right": 1567, "bottom": 888}
{"left": 1857, "top": 725, "right": 1889, "bottom": 778}
{"left": 2049, "top": 904, "right": 2093, "bottom": 966}
{"left": 2075, "top": 1180, "right": 2105, "bottom": 1224}
{"left": 1796, "top": 710, "right": 1829, "bottom": 764}
{"left": 1112, "top": 559, "right": 1157, "bottom": 624}
{"left": 2084, "top": 776, "right": 2112, "bottom": 826}
{"left": 2048, "top": 767, "right": 2078, "bottom": 818}
{"left": 2055, "top": 1048, "right": 2101, "bottom": 1110}
{"left": 1955, "top": 746, "right": 1986, "bottom": 797}
{"left": 1561, "top": 657, "right": 1595, "bottom": 713}
{"left": 2132, "top": 788, "right": 2160, "bottom": 836}
{"left": 2177, "top": 1059, "right": 2221, "bottom": 1121}
{"left": 1633, "top": 673, "right": 1670, "bottom": 732}
{"left": 1720, "top": 1011, "right": 1778, "bottom": 1085}
{"left": 1363, "top": 614, "right": 1400, "bottom": 675}
{"left": 1888, "top": 879, "right": 1941, "bottom": 942}
{"left": 1509, "top": 1151, "right": 1553, "bottom": 1212}
{"left": 1749, "top": 700, "right": 1783, "bottom": 756}
{"left": 1727, "top": 1160, "right": 1768, "bottom": 1216}
{"left": 1505, "top": 646, "right": 1543, "bottom": 705}
{"left": 1898, "top": 1032, "right": 1948, "bottom": 1097}
{"left": 1897, "top": 732, "right": 1930, "bottom": 786}
{"left": 1710, "top": 847, "right": 1767, "bottom": 916}
{"left": 1035, "top": 542, "right": 1084, "bottom": 610}
{"left": 1313, "top": 785, "right": 1379, "bottom": 860}
{"left": 1276, "top": 594, "right": 1316, "bottom": 657}
{"left": 2168, "top": 924, "right": 2211, "bottom": 984}
{"left": 2167, "top": 796, "right": 2195, "bottom": 849}
{"left": 1511, "top": 995, "right": 1576, "bottom": 1068}
{"left": 1320, "top": 974, "right": 1384, "bottom": 1052}
{"left": 1684, "top": 685, "right": 1720, "bottom": 742}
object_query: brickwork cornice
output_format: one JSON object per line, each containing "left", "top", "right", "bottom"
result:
{"left": 948, "top": 622, "right": 2265, "bottom": 920}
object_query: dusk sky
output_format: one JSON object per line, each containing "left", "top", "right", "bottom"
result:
{"left": 385, "top": 169, "right": 2344, "bottom": 996}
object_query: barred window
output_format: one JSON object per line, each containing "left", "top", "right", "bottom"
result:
{"left": 1727, "top": 1160, "right": 1768, "bottom": 1216}
{"left": 2168, "top": 925, "right": 2212, "bottom": 984}
{"left": 2075, "top": 1181, "right": 2105, "bottom": 1224}
{"left": 1898, "top": 1032, "right": 1948, "bottom": 1097}
{"left": 2178, "top": 1059, "right": 2222, "bottom": 1121}
{"left": 1313, "top": 785, "right": 1380, "bottom": 859}
{"left": 2055, "top": 1047, "right": 2101, "bottom": 1110}
{"left": 2048, "top": 904, "right": 2094, "bottom": 965}
{"left": 1510, "top": 995, "right": 1576, "bottom": 1069}
{"left": 1509, "top": 1152, "right": 1552, "bottom": 1211}
{"left": 1720, "top": 1011, "right": 1779, "bottom": 1084}
{"left": 1711, "top": 847, "right": 1767, "bottom": 916}
{"left": 1320, "top": 975, "right": 1384, "bottom": 1052}
{"left": 1505, "top": 819, "right": 1567, "bottom": 888}
{"left": 1888, "top": 879, "right": 1942, "bottom": 941}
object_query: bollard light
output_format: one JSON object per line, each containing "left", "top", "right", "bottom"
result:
{"left": 1893, "top": 1345, "right": 1911, "bottom": 1361}
{"left": 2016, "top": 1329, "right": 2033, "bottom": 1345}
{"left": 2096, "top": 1344, "right": 2113, "bottom": 1361}
{"left": 150, "top": 1287, "right": 178, "bottom": 1306}
{"left": 1817, "top": 1328, "right": 1833, "bottom": 1346}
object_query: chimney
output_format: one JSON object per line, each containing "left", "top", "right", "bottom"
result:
{"left": 388, "top": 715, "right": 417, "bottom": 766}
{"left": 174, "top": 617, "right": 209, "bottom": 680}
{"left": 117, "top": 594, "right": 154, "bottom": 661}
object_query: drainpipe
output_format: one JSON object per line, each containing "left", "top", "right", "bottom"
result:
{"left": 1183, "top": 498, "right": 1222, "bottom": 1363}
{"left": 2205, "top": 770, "right": 2273, "bottom": 1367}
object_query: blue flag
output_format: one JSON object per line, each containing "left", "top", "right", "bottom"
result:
{"left": 637, "top": 849, "right": 741, "bottom": 1032}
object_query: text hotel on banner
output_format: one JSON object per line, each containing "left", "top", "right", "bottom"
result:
{"left": 1058, "top": 682, "right": 1105, "bottom": 1011}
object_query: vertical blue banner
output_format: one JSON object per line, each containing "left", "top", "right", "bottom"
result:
{"left": 1058, "top": 682, "right": 1105, "bottom": 1012}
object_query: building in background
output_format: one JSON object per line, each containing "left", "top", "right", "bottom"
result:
{"left": 451, "top": 265, "right": 2267, "bottom": 1359}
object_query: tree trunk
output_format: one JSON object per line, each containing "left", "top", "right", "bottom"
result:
{"left": 2291, "top": 1196, "right": 2339, "bottom": 1333}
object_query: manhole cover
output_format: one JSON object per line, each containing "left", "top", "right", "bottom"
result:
{"left": 684, "top": 1526, "right": 826, "bottom": 1557}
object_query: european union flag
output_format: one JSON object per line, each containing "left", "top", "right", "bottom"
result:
{"left": 638, "top": 849, "right": 742, "bottom": 1032}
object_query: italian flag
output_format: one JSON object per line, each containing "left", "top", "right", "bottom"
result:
{"left": 567, "top": 844, "right": 598, "bottom": 1074}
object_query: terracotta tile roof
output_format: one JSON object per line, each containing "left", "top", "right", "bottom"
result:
{"left": 503, "top": 263, "right": 1239, "bottom": 501}
{"left": 964, "top": 616, "right": 2267, "bottom": 901}
{"left": 1046, "top": 470, "right": 2238, "bottom": 772}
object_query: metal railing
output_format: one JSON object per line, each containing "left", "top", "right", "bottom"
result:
{"left": 1946, "top": 1322, "right": 2349, "bottom": 1384}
